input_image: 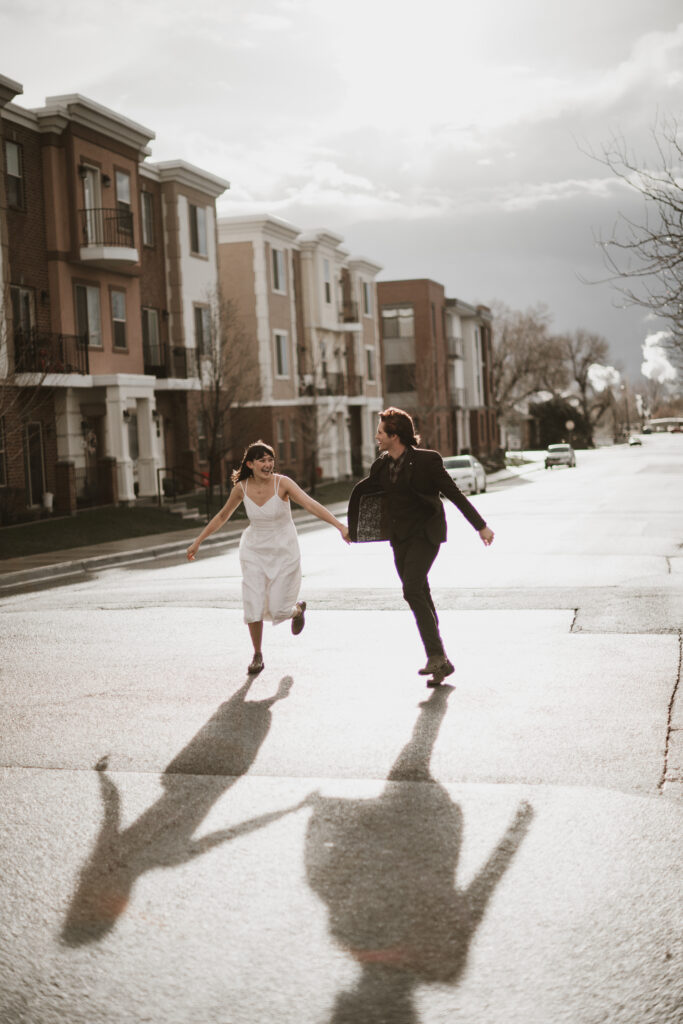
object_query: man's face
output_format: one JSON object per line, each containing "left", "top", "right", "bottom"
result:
{"left": 376, "top": 421, "right": 392, "bottom": 451}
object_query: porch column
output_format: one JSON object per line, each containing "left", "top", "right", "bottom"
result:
{"left": 135, "top": 397, "right": 159, "bottom": 498}
{"left": 105, "top": 387, "right": 135, "bottom": 503}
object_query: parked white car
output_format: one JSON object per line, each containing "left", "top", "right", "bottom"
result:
{"left": 544, "top": 443, "right": 576, "bottom": 469}
{"left": 442, "top": 455, "right": 487, "bottom": 494}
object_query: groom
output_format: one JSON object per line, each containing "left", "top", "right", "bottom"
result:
{"left": 348, "top": 407, "right": 494, "bottom": 685}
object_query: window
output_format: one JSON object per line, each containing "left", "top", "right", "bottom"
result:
{"left": 366, "top": 346, "right": 376, "bottom": 382}
{"left": 276, "top": 419, "right": 286, "bottom": 461}
{"left": 381, "top": 307, "right": 414, "bottom": 338}
{"left": 362, "top": 281, "right": 372, "bottom": 316}
{"left": 323, "top": 259, "right": 332, "bottom": 304}
{"left": 115, "top": 170, "right": 132, "bottom": 234}
{"left": 189, "top": 204, "right": 207, "bottom": 256}
{"left": 194, "top": 305, "right": 211, "bottom": 357}
{"left": 386, "top": 364, "right": 416, "bottom": 392}
{"left": 111, "top": 290, "right": 127, "bottom": 349}
{"left": 289, "top": 423, "right": 297, "bottom": 462}
{"left": 274, "top": 331, "right": 289, "bottom": 377}
{"left": 10, "top": 285, "right": 35, "bottom": 339}
{"left": 74, "top": 284, "right": 102, "bottom": 348}
{"left": 0, "top": 417, "right": 6, "bottom": 487}
{"left": 142, "top": 307, "right": 161, "bottom": 364}
{"left": 141, "top": 191, "right": 154, "bottom": 246}
{"left": 5, "top": 141, "right": 23, "bottom": 209}
{"left": 272, "top": 248, "right": 286, "bottom": 292}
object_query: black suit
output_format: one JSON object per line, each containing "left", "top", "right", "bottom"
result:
{"left": 348, "top": 448, "right": 487, "bottom": 659}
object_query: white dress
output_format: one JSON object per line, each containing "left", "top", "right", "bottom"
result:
{"left": 239, "top": 474, "right": 302, "bottom": 625}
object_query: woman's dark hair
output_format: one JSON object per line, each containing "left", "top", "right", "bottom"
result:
{"left": 231, "top": 440, "right": 275, "bottom": 485}
{"left": 380, "top": 407, "right": 421, "bottom": 447}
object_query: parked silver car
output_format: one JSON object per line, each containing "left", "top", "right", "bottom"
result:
{"left": 544, "top": 443, "right": 576, "bottom": 469}
{"left": 442, "top": 455, "right": 487, "bottom": 494}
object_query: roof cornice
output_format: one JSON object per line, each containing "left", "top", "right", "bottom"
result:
{"left": 218, "top": 213, "right": 300, "bottom": 245}
{"left": 0, "top": 73, "right": 22, "bottom": 108}
{"left": 34, "top": 94, "right": 155, "bottom": 153}
{"left": 152, "top": 159, "right": 229, "bottom": 198}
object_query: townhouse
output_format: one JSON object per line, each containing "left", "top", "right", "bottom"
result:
{"left": 216, "top": 216, "right": 383, "bottom": 486}
{"left": 0, "top": 76, "right": 227, "bottom": 521}
{"left": 378, "top": 279, "right": 497, "bottom": 458}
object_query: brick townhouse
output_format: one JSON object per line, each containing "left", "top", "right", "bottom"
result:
{"left": 217, "top": 216, "right": 384, "bottom": 487}
{"left": 377, "top": 279, "right": 497, "bottom": 458}
{"left": 0, "top": 75, "right": 227, "bottom": 521}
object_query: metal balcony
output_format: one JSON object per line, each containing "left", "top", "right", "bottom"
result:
{"left": 14, "top": 330, "right": 89, "bottom": 375}
{"left": 79, "top": 207, "right": 139, "bottom": 267}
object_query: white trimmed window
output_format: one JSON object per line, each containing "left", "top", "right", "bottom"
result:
{"left": 362, "top": 281, "right": 372, "bottom": 316}
{"left": 5, "top": 141, "right": 24, "bottom": 210}
{"left": 142, "top": 307, "right": 161, "bottom": 364}
{"left": 272, "top": 248, "right": 286, "bottom": 292}
{"left": 323, "top": 259, "right": 332, "bottom": 304}
{"left": 75, "top": 284, "right": 102, "bottom": 348}
{"left": 194, "top": 305, "right": 211, "bottom": 357}
{"left": 274, "top": 331, "right": 289, "bottom": 377}
{"left": 366, "top": 346, "right": 376, "bottom": 382}
{"left": 141, "top": 191, "right": 154, "bottom": 246}
{"left": 111, "top": 290, "right": 127, "bottom": 349}
{"left": 189, "top": 204, "right": 208, "bottom": 256}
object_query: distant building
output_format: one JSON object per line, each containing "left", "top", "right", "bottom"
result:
{"left": 377, "top": 279, "right": 497, "bottom": 457}
{"left": 217, "top": 216, "right": 383, "bottom": 485}
{"left": 0, "top": 76, "right": 228, "bottom": 520}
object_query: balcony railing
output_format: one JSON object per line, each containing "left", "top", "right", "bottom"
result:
{"left": 80, "top": 207, "right": 135, "bottom": 248}
{"left": 446, "top": 335, "right": 464, "bottom": 359}
{"left": 14, "top": 330, "right": 89, "bottom": 375}
{"left": 143, "top": 341, "right": 168, "bottom": 378}
{"left": 172, "top": 346, "right": 198, "bottom": 379}
{"left": 339, "top": 301, "right": 359, "bottom": 323}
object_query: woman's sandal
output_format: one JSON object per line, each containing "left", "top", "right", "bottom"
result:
{"left": 247, "top": 652, "right": 264, "bottom": 674}
{"left": 291, "top": 601, "right": 307, "bottom": 636}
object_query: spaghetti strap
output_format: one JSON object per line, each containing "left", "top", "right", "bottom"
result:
{"left": 275, "top": 474, "right": 281, "bottom": 498}
{"left": 241, "top": 479, "right": 247, "bottom": 498}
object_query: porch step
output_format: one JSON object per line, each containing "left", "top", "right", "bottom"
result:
{"left": 167, "top": 502, "right": 201, "bottom": 520}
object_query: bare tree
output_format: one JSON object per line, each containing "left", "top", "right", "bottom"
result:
{"left": 490, "top": 302, "right": 568, "bottom": 421}
{"left": 559, "top": 329, "right": 614, "bottom": 446}
{"left": 195, "top": 293, "right": 259, "bottom": 499}
{"left": 592, "top": 116, "right": 683, "bottom": 362}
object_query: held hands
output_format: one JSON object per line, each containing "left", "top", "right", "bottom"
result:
{"left": 186, "top": 540, "right": 200, "bottom": 561}
{"left": 479, "top": 526, "right": 494, "bottom": 546}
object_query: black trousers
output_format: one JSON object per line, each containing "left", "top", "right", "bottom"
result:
{"left": 391, "top": 533, "right": 445, "bottom": 658}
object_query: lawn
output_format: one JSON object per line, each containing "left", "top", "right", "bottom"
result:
{"left": 0, "top": 478, "right": 358, "bottom": 561}
{"left": 0, "top": 505, "right": 195, "bottom": 560}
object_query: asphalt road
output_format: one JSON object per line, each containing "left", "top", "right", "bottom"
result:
{"left": 1, "top": 435, "right": 682, "bottom": 1024}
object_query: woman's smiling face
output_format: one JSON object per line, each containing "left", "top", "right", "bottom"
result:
{"left": 247, "top": 454, "right": 275, "bottom": 479}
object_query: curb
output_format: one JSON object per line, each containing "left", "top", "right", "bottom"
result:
{"left": 0, "top": 502, "right": 349, "bottom": 595}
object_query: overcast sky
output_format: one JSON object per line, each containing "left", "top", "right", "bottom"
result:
{"left": 2, "top": 0, "right": 682, "bottom": 381}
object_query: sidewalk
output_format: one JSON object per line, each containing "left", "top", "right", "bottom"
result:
{"left": 0, "top": 460, "right": 544, "bottom": 596}
{"left": 0, "top": 502, "right": 350, "bottom": 595}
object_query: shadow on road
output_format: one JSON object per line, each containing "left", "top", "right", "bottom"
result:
{"left": 304, "top": 686, "right": 534, "bottom": 1023}
{"left": 61, "top": 674, "right": 307, "bottom": 946}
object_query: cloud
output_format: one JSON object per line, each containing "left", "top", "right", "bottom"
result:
{"left": 641, "top": 332, "right": 678, "bottom": 382}
{"left": 588, "top": 364, "right": 621, "bottom": 392}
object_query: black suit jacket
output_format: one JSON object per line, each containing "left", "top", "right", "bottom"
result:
{"left": 348, "top": 447, "right": 487, "bottom": 544}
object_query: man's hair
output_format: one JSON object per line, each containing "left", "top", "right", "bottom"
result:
{"left": 380, "top": 407, "right": 421, "bottom": 447}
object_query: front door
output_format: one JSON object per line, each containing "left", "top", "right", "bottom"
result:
{"left": 24, "top": 422, "right": 45, "bottom": 506}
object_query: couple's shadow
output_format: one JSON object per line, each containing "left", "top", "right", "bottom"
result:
{"left": 305, "top": 686, "right": 533, "bottom": 1022}
{"left": 61, "top": 674, "right": 304, "bottom": 945}
{"left": 63, "top": 677, "right": 533, "bottom": 1024}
